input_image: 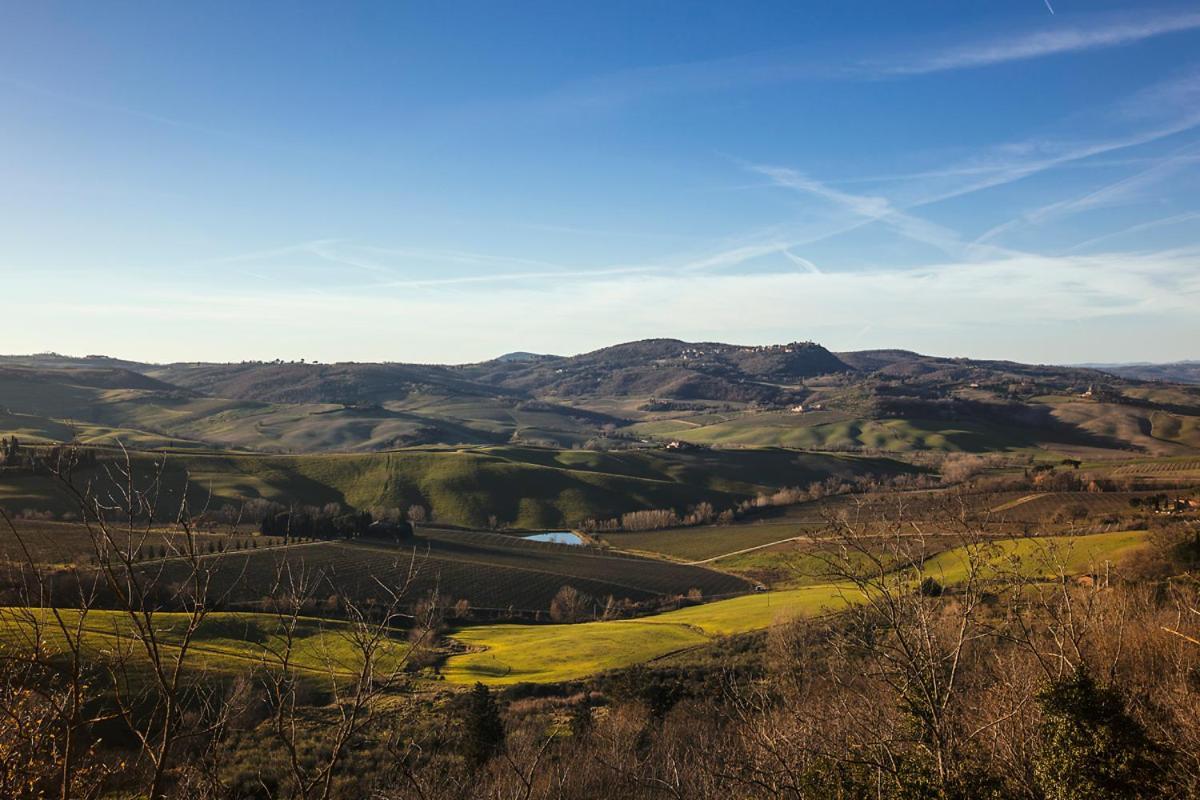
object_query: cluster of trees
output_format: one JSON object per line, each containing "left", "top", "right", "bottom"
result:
{"left": 257, "top": 503, "right": 417, "bottom": 541}
{"left": 0, "top": 436, "right": 24, "bottom": 467}
{"left": 0, "top": 437, "right": 100, "bottom": 473}
{"left": 1131, "top": 494, "right": 1200, "bottom": 514}
{"left": 583, "top": 504, "right": 729, "bottom": 533}
{"left": 258, "top": 505, "right": 372, "bottom": 540}
{"left": 581, "top": 473, "right": 936, "bottom": 533}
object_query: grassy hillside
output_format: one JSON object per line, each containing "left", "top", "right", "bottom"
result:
{"left": 628, "top": 413, "right": 1034, "bottom": 452}
{"left": 0, "top": 446, "right": 911, "bottom": 528}
{"left": 0, "top": 608, "right": 409, "bottom": 682}
{"left": 1043, "top": 397, "right": 1200, "bottom": 455}
{"left": 5, "top": 347, "right": 1199, "bottom": 460}
{"left": 443, "top": 530, "right": 1147, "bottom": 684}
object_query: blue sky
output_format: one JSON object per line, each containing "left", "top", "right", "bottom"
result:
{"left": 2, "top": 1, "right": 1198, "bottom": 364}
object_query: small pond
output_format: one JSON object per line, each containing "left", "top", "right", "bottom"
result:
{"left": 522, "top": 531, "right": 584, "bottom": 545}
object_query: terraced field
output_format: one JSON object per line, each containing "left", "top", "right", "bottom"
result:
{"left": 442, "top": 530, "right": 1148, "bottom": 684}
{"left": 1109, "top": 458, "right": 1200, "bottom": 480}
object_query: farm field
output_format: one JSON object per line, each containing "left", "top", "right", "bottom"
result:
{"left": 629, "top": 413, "right": 1049, "bottom": 453}
{"left": 0, "top": 608, "right": 410, "bottom": 682}
{"left": 711, "top": 544, "right": 862, "bottom": 586}
{"left": 145, "top": 529, "right": 751, "bottom": 613}
{"left": 987, "top": 491, "right": 1165, "bottom": 522}
{"left": 442, "top": 530, "right": 1148, "bottom": 684}
{"left": 600, "top": 520, "right": 826, "bottom": 562}
{"left": 1107, "top": 458, "right": 1200, "bottom": 481}
{"left": 0, "top": 519, "right": 268, "bottom": 567}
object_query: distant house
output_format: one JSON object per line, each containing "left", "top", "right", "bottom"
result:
{"left": 789, "top": 405, "right": 805, "bottom": 414}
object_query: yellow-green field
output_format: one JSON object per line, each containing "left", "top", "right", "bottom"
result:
{"left": 0, "top": 609, "right": 410, "bottom": 680}
{"left": 628, "top": 413, "right": 1040, "bottom": 452}
{"left": 442, "top": 530, "right": 1147, "bottom": 685}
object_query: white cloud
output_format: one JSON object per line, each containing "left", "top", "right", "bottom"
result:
{"left": 974, "top": 144, "right": 1200, "bottom": 246}
{"left": 9, "top": 249, "right": 1197, "bottom": 364}
{"left": 879, "top": 12, "right": 1200, "bottom": 75}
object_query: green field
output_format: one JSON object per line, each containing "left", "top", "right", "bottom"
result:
{"left": 441, "top": 530, "right": 1147, "bottom": 684}
{"left": 0, "top": 368, "right": 604, "bottom": 452}
{"left": 629, "top": 412, "right": 1040, "bottom": 452}
{"left": 0, "top": 445, "right": 910, "bottom": 529}
{"left": 1045, "top": 398, "right": 1200, "bottom": 456}
{"left": 0, "top": 609, "right": 410, "bottom": 681}
{"left": 987, "top": 491, "right": 1166, "bottom": 521}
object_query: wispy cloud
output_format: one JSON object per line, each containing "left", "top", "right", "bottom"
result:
{"left": 747, "top": 164, "right": 981, "bottom": 259}
{"left": 877, "top": 11, "right": 1200, "bottom": 76}
{"left": 1067, "top": 210, "right": 1200, "bottom": 252}
{"left": 26, "top": 247, "right": 1200, "bottom": 364}
{"left": 782, "top": 251, "right": 822, "bottom": 274}
{"left": 454, "top": 10, "right": 1200, "bottom": 122}
{"left": 975, "top": 143, "right": 1200, "bottom": 245}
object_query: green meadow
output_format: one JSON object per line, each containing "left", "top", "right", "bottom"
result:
{"left": 442, "top": 530, "right": 1147, "bottom": 684}
{"left": 0, "top": 445, "right": 910, "bottom": 529}
{"left": 0, "top": 609, "right": 410, "bottom": 681}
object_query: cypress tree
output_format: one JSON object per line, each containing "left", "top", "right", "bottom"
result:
{"left": 462, "top": 682, "right": 504, "bottom": 767}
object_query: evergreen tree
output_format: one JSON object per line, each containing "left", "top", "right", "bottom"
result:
{"left": 462, "top": 682, "right": 504, "bottom": 767}
{"left": 1033, "top": 667, "right": 1165, "bottom": 800}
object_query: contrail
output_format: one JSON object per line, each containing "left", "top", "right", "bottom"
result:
{"left": 1044, "top": 0, "right": 1055, "bottom": 13}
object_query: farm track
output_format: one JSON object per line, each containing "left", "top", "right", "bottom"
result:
{"left": 690, "top": 528, "right": 1025, "bottom": 566}
{"left": 687, "top": 536, "right": 813, "bottom": 565}
{"left": 990, "top": 494, "right": 1041, "bottom": 513}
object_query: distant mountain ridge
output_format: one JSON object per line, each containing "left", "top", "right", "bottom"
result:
{"left": 2, "top": 339, "right": 1196, "bottom": 456}
{"left": 1079, "top": 361, "right": 1200, "bottom": 385}
{"left": 0, "top": 339, "right": 1137, "bottom": 407}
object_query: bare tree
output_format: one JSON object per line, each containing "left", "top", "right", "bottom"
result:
{"left": 0, "top": 508, "right": 115, "bottom": 800}
{"left": 44, "top": 445, "right": 240, "bottom": 800}
{"left": 260, "top": 552, "right": 422, "bottom": 800}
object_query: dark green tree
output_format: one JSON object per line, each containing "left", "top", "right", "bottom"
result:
{"left": 1033, "top": 667, "right": 1165, "bottom": 800}
{"left": 918, "top": 576, "right": 944, "bottom": 597}
{"left": 462, "top": 682, "right": 504, "bottom": 767}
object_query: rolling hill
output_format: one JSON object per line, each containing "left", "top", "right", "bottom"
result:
{"left": 0, "top": 444, "right": 911, "bottom": 528}
{"left": 1, "top": 339, "right": 1198, "bottom": 462}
